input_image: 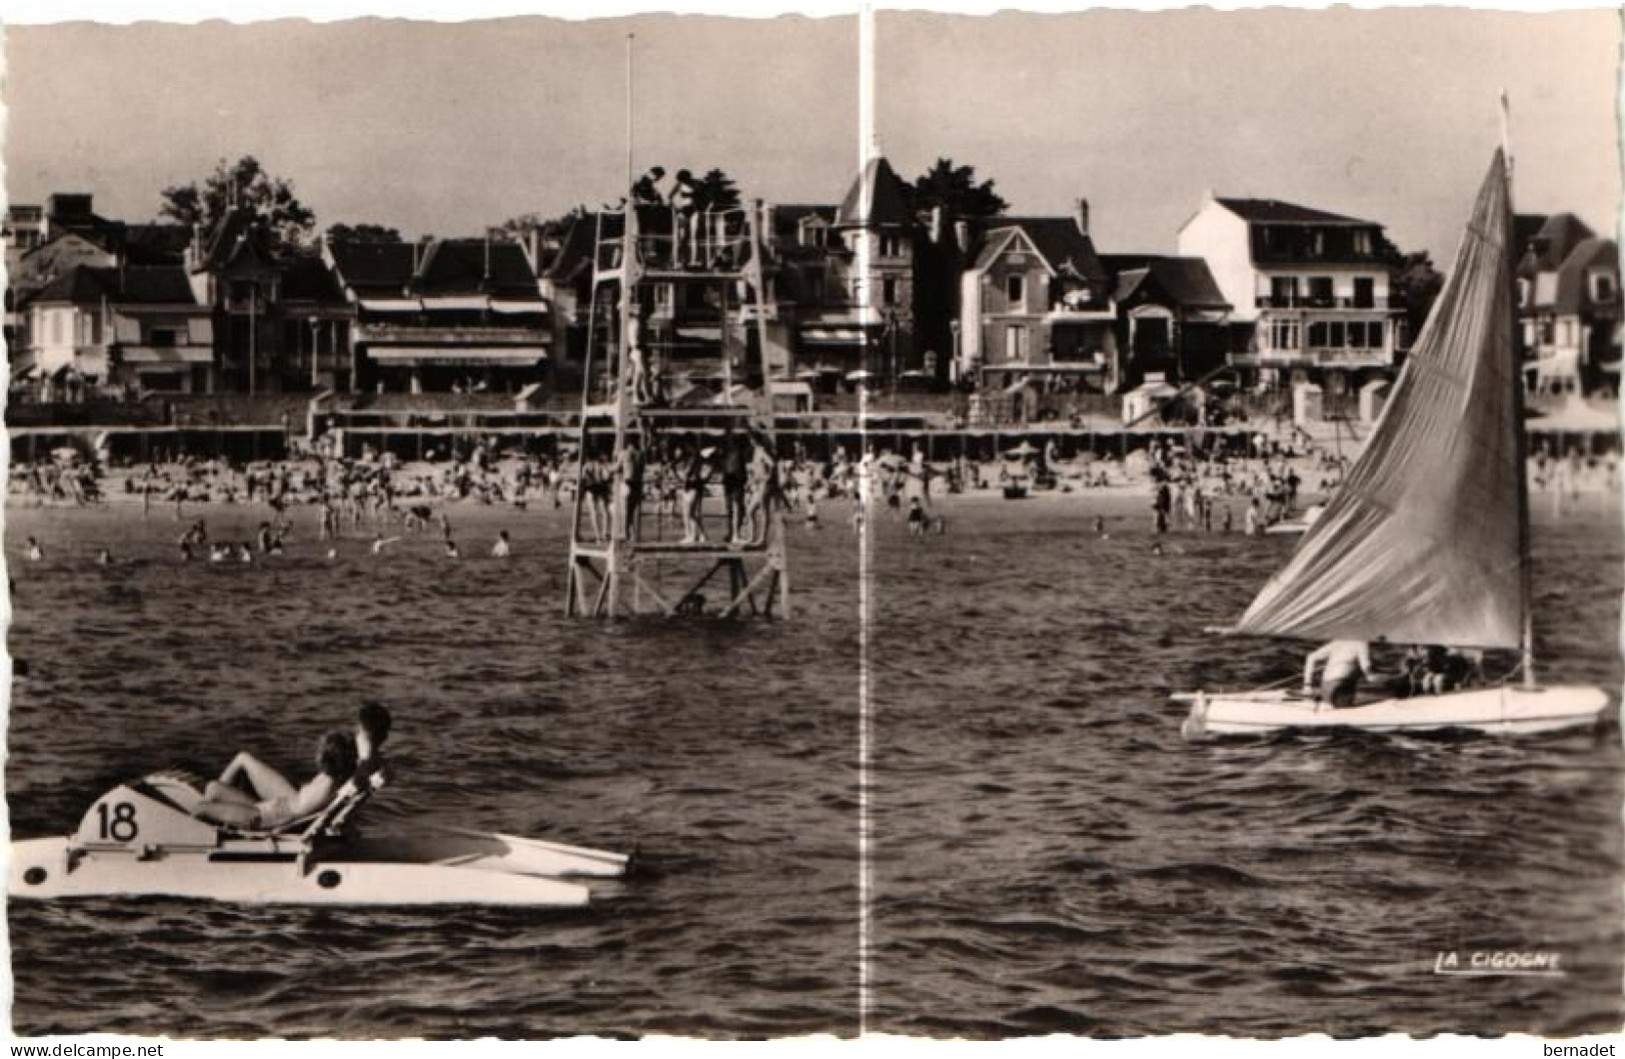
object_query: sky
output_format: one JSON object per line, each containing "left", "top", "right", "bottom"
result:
{"left": 3, "top": 6, "right": 1618, "bottom": 260}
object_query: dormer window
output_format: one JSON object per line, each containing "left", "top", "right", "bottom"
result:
{"left": 879, "top": 232, "right": 904, "bottom": 258}
{"left": 1591, "top": 271, "right": 1616, "bottom": 304}
{"left": 1353, "top": 230, "right": 1373, "bottom": 256}
{"left": 1006, "top": 273, "right": 1025, "bottom": 307}
{"left": 1517, "top": 278, "right": 1533, "bottom": 307}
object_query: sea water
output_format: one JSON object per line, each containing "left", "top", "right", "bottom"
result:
{"left": 6, "top": 494, "right": 1618, "bottom": 1037}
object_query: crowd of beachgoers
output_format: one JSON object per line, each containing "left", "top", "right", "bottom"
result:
{"left": 7, "top": 429, "right": 1618, "bottom": 566}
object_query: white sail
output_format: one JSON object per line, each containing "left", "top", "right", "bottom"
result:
{"left": 1234, "top": 151, "right": 1524, "bottom": 650}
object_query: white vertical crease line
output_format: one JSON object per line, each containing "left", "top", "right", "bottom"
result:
{"left": 856, "top": 0, "right": 875, "bottom": 1038}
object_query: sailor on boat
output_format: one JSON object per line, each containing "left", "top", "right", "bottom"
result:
{"left": 1175, "top": 149, "right": 1610, "bottom": 739}
{"left": 1303, "top": 639, "right": 1373, "bottom": 707}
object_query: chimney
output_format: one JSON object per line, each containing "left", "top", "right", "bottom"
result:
{"left": 954, "top": 220, "right": 969, "bottom": 254}
{"left": 1075, "top": 198, "right": 1090, "bottom": 236}
{"left": 930, "top": 206, "right": 943, "bottom": 244}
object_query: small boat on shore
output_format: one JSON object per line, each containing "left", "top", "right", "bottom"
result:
{"left": 1176, "top": 150, "right": 1611, "bottom": 741}
{"left": 10, "top": 771, "right": 629, "bottom": 906}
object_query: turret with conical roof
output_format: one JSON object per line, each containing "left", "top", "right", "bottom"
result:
{"left": 835, "top": 156, "right": 915, "bottom": 230}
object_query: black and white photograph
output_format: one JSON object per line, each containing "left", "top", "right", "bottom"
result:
{"left": 2, "top": 0, "right": 1620, "bottom": 1043}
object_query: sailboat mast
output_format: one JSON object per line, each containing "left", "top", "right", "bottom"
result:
{"left": 1502, "top": 93, "right": 1537, "bottom": 689}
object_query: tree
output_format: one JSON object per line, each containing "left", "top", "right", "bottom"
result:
{"left": 498, "top": 207, "right": 587, "bottom": 242}
{"left": 1390, "top": 250, "right": 1445, "bottom": 346}
{"left": 907, "top": 158, "right": 1008, "bottom": 221}
{"left": 693, "top": 169, "right": 741, "bottom": 213}
{"left": 324, "top": 223, "right": 403, "bottom": 244}
{"left": 159, "top": 155, "right": 316, "bottom": 251}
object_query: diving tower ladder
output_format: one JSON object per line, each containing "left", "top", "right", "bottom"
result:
{"left": 564, "top": 197, "right": 790, "bottom": 619}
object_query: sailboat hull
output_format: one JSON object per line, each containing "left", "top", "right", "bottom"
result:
{"left": 1178, "top": 685, "right": 1611, "bottom": 739}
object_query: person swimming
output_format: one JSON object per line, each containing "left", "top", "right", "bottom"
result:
{"left": 25, "top": 537, "right": 43, "bottom": 562}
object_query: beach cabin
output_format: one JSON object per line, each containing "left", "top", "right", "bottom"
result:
{"left": 1292, "top": 382, "right": 1324, "bottom": 427}
{"left": 770, "top": 379, "right": 814, "bottom": 413}
{"left": 1122, "top": 374, "right": 1180, "bottom": 425}
{"left": 1359, "top": 377, "right": 1391, "bottom": 424}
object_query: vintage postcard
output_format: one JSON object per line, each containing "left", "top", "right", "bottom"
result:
{"left": 2, "top": 0, "right": 1620, "bottom": 1046}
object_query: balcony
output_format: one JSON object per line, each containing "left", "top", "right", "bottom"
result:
{"left": 1232, "top": 347, "right": 1392, "bottom": 369}
{"left": 1044, "top": 303, "right": 1115, "bottom": 322}
{"left": 1255, "top": 295, "right": 1390, "bottom": 310}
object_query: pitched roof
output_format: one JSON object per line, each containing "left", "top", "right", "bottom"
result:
{"left": 1215, "top": 197, "right": 1375, "bottom": 227}
{"left": 31, "top": 264, "right": 115, "bottom": 304}
{"left": 325, "top": 240, "right": 418, "bottom": 293}
{"left": 328, "top": 237, "right": 542, "bottom": 300}
{"left": 115, "top": 265, "right": 201, "bottom": 304}
{"left": 1523, "top": 212, "right": 1595, "bottom": 274}
{"left": 1552, "top": 237, "right": 1619, "bottom": 316}
{"left": 415, "top": 239, "right": 541, "bottom": 299}
{"left": 197, "top": 208, "right": 275, "bottom": 272}
{"left": 120, "top": 223, "right": 194, "bottom": 266}
{"left": 279, "top": 254, "right": 347, "bottom": 303}
{"left": 773, "top": 203, "right": 837, "bottom": 237}
{"left": 835, "top": 157, "right": 914, "bottom": 228}
{"left": 32, "top": 264, "right": 198, "bottom": 306}
{"left": 541, "top": 213, "right": 599, "bottom": 283}
{"left": 1105, "top": 255, "right": 1231, "bottom": 310}
{"left": 977, "top": 216, "right": 1107, "bottom": 283}
{"left": 1513, "top": 213, "right": 1549, "bottom": 259}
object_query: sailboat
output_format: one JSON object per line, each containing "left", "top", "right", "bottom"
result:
{"left": 1176, "top": 150, "right": 1612, "bottom": 739}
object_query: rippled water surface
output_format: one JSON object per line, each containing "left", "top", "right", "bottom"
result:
{"left": 867, "top": 496, "right": 1623, "bottom": 1038}
{"left": 7, "top": 500, "right": 862, "bottom": 1038}
{"left": 6, "top": 493, "right": 1621, "bottom": 1038}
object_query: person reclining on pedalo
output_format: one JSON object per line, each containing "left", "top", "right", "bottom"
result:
{"left": 195, "top": 731, "right": 357, "bottom": 829}
{"left": 199, "top": 702, "right": 391, "bottom": 805}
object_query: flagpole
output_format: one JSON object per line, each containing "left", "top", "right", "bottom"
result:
{"left": 625, "top": 34, "right": 635, "bottom": 193}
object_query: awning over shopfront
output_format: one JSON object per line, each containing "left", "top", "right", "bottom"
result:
{"left": 801, "top": 325, "right": 876, "bottom": 346}
{"left": 419, "top": 296, "right": 496, "bottom": 312}
{"left": 122, "top": 346, "right": 215, "bottom": 365}
{"left": 982, "top": 361, "right": 1104, "bottom": 375}
{"left": 490, "top": 299, "right": 548, "bottom": 314}
{"left": 368, "top": 347, "right": 549, "bottom": 367}
{"left": 358, "top": 298, "right": 425, "bottom": 312}
{"left": 769, "top": 380, "right": 814, "bottom": 398}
